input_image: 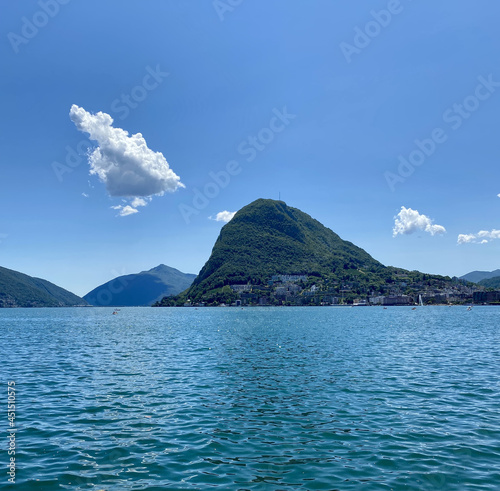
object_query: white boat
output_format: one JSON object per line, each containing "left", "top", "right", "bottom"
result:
{"left": 419, "top": 295, "right": 424, "bottom": 307}
{"left": 353, "top": 300, "right": 368, "bottom": 307}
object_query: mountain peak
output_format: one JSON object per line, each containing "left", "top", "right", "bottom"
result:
{"left": 148, "top": 264, "right": 173, "bottom": 273}
{"left": 84, "top": 264, "right": 196, "bottom": 306}
{"left": 155, "top": 200, "right": 462, "bottom": 306}
{"left": 178, "top": 199, "right": 383, "bottom": 302}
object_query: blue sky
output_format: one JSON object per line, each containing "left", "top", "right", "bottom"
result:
{"left": 1, "top": 0, "right": 500, "bottom": 296}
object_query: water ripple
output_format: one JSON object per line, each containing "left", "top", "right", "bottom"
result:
{"left": 1, "top": 306, "right": 499, "bottom": 490}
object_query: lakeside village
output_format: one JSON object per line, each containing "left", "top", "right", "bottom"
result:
{"left": 184, "top": 272, "right": 500, "bottom": 307}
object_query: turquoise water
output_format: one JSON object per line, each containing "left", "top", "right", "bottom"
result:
{"left": 1, "top": 306, "right": 500, "bottom": 490}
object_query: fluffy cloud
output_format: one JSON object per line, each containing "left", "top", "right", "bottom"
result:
{"left": 111, "top": 205, "right": 139, "bottom": 217}
{"left": 458, "top": 229, "right": 500, "bottom": 244}
{"left": 393, "top": 207, "right": 446, "bottom": 237}
{"left": 130, "top": 197, "right": 149, "bottom": 207}
{"left": 210, "top": 211, "right": 236, "bottom": 223}
{"left": 457, "top": 234, "right": 476, "bottom": 244}
{"left": 69, "top": 105, "right": 183, "bottom": 215}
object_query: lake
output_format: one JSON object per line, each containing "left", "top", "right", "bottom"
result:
{"left": 1, "top": 306, "right": 499, "bottom": 490}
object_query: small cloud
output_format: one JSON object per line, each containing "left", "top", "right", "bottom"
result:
{"left": 210, "top": 210, "right": 236, "bottom": 223}
{"left": 69, "top": 105, "right": 184, "bottom": 216}
{"left": 458, "top": 229, "right": 500, "bottom": 244}
{"left": 110, "top": 197, "right": 148, "bottom": 216}
{"left": 131, "top": 197, "right": 149, "bottom": 207}
{"left": 457, "top": 234, "right": 477, "bottom": 244}
{"left": 82, "top": 192, "right": 89, "bottom": 198}
{"left": 497, "top": 194, "right": 500, "bottom": 198}
{"left": 111, "top": 205, "right": 139, "bottom": 217}
{"left": 393, "top": 207, "right": 446, "bottom": 237}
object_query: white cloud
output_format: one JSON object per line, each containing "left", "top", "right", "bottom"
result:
{"left": 497, "top": 194, "right": 500, "bottom": 198}
{"left": 131, "top": 197, "right": 148, "bottom": 207}
{"left": 69, "top": 105, "right": 184, "bottom": 216}
{"left": 393, "top": 207, "right": 446, "bottom": 237}
{"left": 111, "top": 205, "right": 139, "bottom": 217}
{"left": 457, "top": 234, "right": 476, "bottom": 244}
{"left": 82, "top": 192, "right": 89, "bottom": 198}
{"left": 458, "top": 229, "right": 500, "bottom": 244}
{"left": 109, "top": 198, "right": 149, "bottom": 217}
{"left": 210, "top": 210, "right": 236, "bottom": 223}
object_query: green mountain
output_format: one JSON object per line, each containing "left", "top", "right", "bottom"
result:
{"left": 478, "top": 276, "right": 500, "bottom": 289}
{"left": 155, "top": 199, "right": 457, "bottom": 306}
{"left": 84, "top": 264, "right": 196, "bottom": 306}
{"left": 460, "top": 269, "right": 500, "bottom": 283}
{"left": 0, "top": 266, "right": 87, "bottom": 308}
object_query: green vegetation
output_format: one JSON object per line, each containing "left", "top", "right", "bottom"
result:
{"left": 0, "top": 266, "right": 87, "bottom": 308}
{"left": 84, "top": 264, "right": 196, "bottom": 306}
{"left": 479, "top": 276, "right": 500, "bottom": 289}
{"left": 155, "top": 199, "right": 457, "bottom": 306}
{"left": 189, "top": 199, "right": 384, "bottom": 295}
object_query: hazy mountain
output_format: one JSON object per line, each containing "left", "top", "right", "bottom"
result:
{"left": 0, "top": 265, "right": 87, "bottom": 308}
{"left": 84, "top": 264, "right": 196, "bottom": 306}
{"left": 478, "top": 276, "right": 500, "bottom": 289}
{"left": 460, "top": 269, "right": 500, "bottom": 283}
{"left": 155, "top": 199, "right": 453, "bottom": 306}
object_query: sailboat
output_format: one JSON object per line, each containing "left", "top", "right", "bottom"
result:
{"left": 418, "top": 295, "right": 424, "bottom": 307}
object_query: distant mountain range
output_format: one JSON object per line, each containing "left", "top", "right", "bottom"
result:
{"left": 155, "top": 199, "right": 462, "bottom": 306}
{"left": 83, "top": 264, "right": 196, "bottom": 306}
{"left": 477, "top": 276, "right": 500, "bottom": 289}
{"left": 460, "top": 269, "right": 500, "bottom": 284}
{"left": 0, "top": 266, "right": 87, "bottom": 308}
{"left": 3, "top": 203, "right": 488, "bottom": 309}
